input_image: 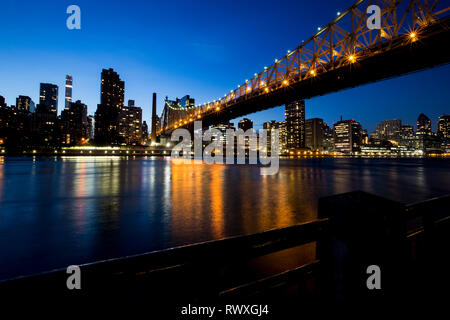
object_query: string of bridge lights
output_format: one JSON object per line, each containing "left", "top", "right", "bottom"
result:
{"left": 186, "top": 9, "right": 350, "bottom": 111}
{"left": 168, "top": 4, "right": 420, "bottom": 124}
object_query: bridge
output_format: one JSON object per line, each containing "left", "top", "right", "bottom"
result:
{"left": 158, "top": 0, "right": 450, "bottom": 136}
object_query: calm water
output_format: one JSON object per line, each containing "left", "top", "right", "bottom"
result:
{"left": 0, "top": 156, "right": 449, "bottom": 280}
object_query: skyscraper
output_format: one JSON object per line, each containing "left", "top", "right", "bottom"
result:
{"left": 39, "top": 83, "right": 58, "bottom": 114}
{"left": 100, "top": 68, "right": 124, "bottom": 108}
{"left": 94, "top": 68, "right": 125, "bottom": 145}
{"left": 118, "top": 99, "right": 143, "bottom": 145}
{"left": 151, "top": 92, "right": 158, "bottom": 142}
{"left": 263, "top": 120, "right": 287, "bottom": 152}
{"left": 305, "top": 118, "right": 324, "bottom": 151}
{"left": 65, "top": 75, "right": 73, "bottom": 111}
{"left": 60, "top": 100, "right": 88, "bottom": 145}
{"left": 333, "top": 119, "right": 362, "bottom": 153}
{"left": 285, "top": 99, "right": 305, "bottom": 149}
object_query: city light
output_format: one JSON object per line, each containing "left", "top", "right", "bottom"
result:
{"left": 348, "top": 54, "right": 356, "bottom": 63}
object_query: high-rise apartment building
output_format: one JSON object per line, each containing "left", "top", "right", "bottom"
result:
{"left": 285, "top": 99, "right": 305, "bottom": 149}
{"left": 65, "top": 75, "right": 73, "bottom": 111}
{"left": 94, "top": 68, "right": 125, "bottom": 144}
{"left": 305, "top": 118, "right": 324, "bottom": 151}
{"left": 151, "top": 92, "right": 158, "bottom": 142}
{"left": 60, "top": 100, "right": 88, "bottom": 145}
{"left": 118, "top": 100, "right": 142, "bottom": 145}
{"left": 39, "top": 83, "right": 58, "bottom": 114}
{"left": 16, "top": 96, "right": 34, "bottom": 112}
{"left": 333, "top": 119, "right": 362, "bottom": 153}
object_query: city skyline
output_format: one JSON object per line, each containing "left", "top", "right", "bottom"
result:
{"left": 0, "top": 0, "right": 449, "bottom": 133}
{"left": 0, "top": 68, "right": 448, "bottom": 134}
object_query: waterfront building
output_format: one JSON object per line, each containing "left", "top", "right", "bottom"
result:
{"left": 118, "top": 100, "right": 143, "bottom": 145}
{"left": 333, "top": 118, "right": 362, "bottom": 154}
{"left": 373, "top": 119, "right": 402, "bottom": 142}
{"left": 305, "top": 118, "right": 324, "bottom": 151}
{"left": 94, "top": 68, "right": 125, "bottom": 145}
{"left": 417, "top": 133, "right": 442, "bottom": 154}
{"left": 211, "top": 122, "right": 235, "bottom": 150}
{"left": 322, "top": 123, "right": 334, "bottom": 152}
{"left": 417, "top": 113, "right": 432, "bottom": 135}
{"left": 39, "top": 83, "right": 58, "bottom": 114}
{"left": 263, "top": 120, "right": 287, "bottom": 153}
{"left": 438, "top": 114, "right": 450, "bottom": 139}
{"left": 32, "top": 104, "right": 58, "bottom": 146}
{"left": 399, "top": 125, "right": 417, "bottom": 149}
{"left": 64, "top": 75, "right": 73, "bottom": 111}
{"left": 60, "top": 100, "right": 88, "bottom": 145}
{"left": 285, "top": 99, "right": 305, "bottom": 149}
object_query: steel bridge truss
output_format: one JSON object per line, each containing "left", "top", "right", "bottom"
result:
{"left": 160, "top": 0, "right": 449, "bottom": 135}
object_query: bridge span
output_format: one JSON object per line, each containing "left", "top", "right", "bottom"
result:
{"left": 158, "top": 0, "right": 450, "bottom": 136}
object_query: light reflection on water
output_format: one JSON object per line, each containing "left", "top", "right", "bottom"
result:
{"left": 0, "top": 156, "right": 449, "bottom": 280}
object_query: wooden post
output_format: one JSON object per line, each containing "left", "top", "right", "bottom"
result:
{"left": 317, "top": 191, "right": 407, "bottom": 301}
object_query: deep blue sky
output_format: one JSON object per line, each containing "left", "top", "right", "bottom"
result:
{"left": 0, "top": 0, "right": 448, "bottom": 133}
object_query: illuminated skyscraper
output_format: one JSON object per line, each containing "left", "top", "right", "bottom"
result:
{"left": 118, "top": 99, "right": 142, "bottom": 145}
{"left": 151, "top": 92, "right": 158, "bottom": 142}
{"left": 39, "top": 83, "right": 58, "bottom": 114}
{"left": 333, "top": 118, "right": 362, "bottom": 153}
{"left": 305, "top": 118, "right": 324, "bottom": 151}
{"left": 94, "top": 68, "right": 125, "bottom": 145}
{"left": 285, "top": 99, "right": 305, "bottom": 149}
{"left": 65, "top": 75, "right": 73, "bottom": 111}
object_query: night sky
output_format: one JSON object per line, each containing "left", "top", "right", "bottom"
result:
{"left": 0, "top": 0, "right": 448, "bottom": 133}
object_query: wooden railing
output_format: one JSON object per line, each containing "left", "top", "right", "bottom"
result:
{"left": 1, "top": 191, "right": 449, "bottom": 303}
